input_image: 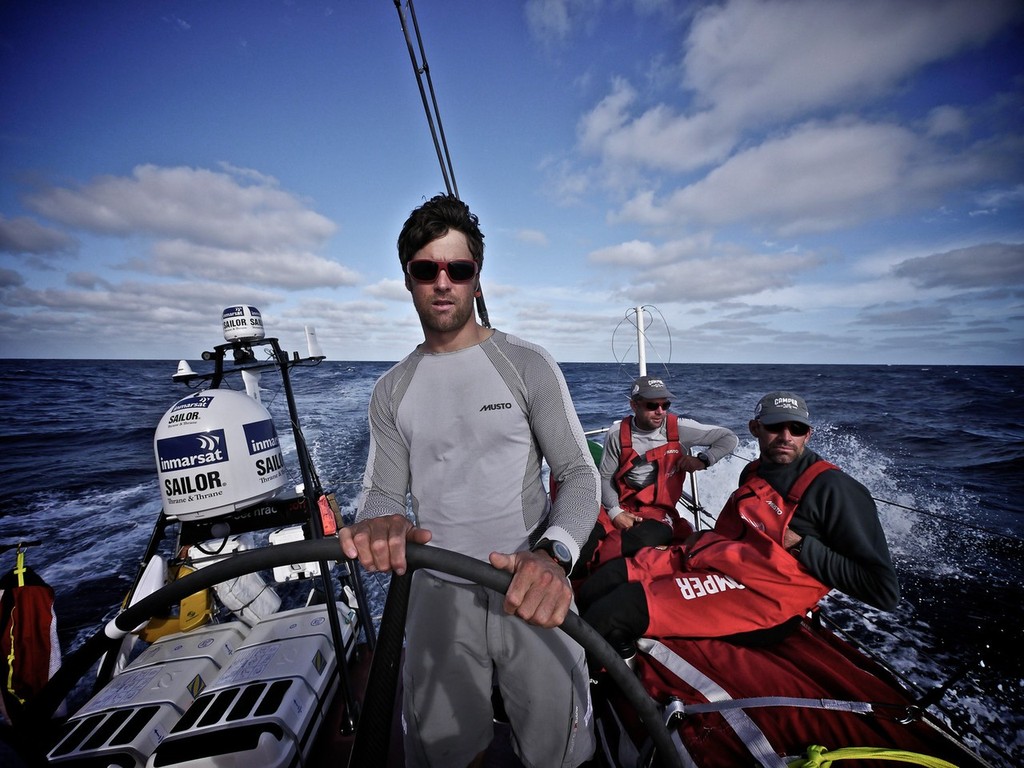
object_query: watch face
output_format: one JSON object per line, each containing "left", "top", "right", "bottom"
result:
{"left": 551, "top": 540, "right": 572, "bottom": 563}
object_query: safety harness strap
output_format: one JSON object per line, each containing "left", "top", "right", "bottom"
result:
{"left": 679, "top": 695, "right": 874, "bottom": 716}
{"left": 638, "top": 637, "right": 788, "bottom": 768}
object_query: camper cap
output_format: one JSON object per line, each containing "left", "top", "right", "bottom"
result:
{"left": 631, "top": 375, "right": 675, "bottom": 401}
{"left": 754, "top": 391, "right": 811, "bottom": 426}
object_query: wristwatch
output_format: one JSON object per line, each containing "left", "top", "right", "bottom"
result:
{"left": 533, "top": 538, "right": 572, "bottom": 575}
{"left": 696, "top": 452, "right": 710, "bottom": 468}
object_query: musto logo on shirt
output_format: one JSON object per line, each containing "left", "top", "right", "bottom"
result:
{"left": 158, "top": 429, "right": 228, "bottom": 498}
{"left": 675, "top": 573, "right": 746, "bottom": 600}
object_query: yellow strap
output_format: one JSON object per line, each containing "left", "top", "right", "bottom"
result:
{"left": 14, "top": 550, "right": 26, "bottom": 588}
{"left": 789, "top": 744, "right": 959, "bottom": 768}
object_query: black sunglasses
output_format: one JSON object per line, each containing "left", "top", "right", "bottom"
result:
{"left": 762, "top": 421, "right": 810, "bottom": 437}
{"left": 406, "top": 259, "right": 479, "bottom": 284}
{"left": 642, "top": 401, "right": 671, "bottom": 411}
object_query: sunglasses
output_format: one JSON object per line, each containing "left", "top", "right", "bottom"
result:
{"left": 406, "top": 259, "right": 479, "bottom": 284}
{"left": 762, "top": 421, "right": 810, "bottom": 437}
{"left": 642, "top": 401, "right": 671, "bottom": 411}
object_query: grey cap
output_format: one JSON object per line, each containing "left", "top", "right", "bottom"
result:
{"left": 631, "top": 375, "right": 675, "bottom": 401}
{"left": 753, "top": 391, "right": 811, "bottom": 426}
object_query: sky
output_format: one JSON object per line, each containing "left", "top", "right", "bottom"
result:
{"left": 2, "top": 0, "right": 1023, "bottom": 366}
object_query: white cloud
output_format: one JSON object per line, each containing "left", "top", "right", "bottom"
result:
{"left": 0, "top": 215, "right": 77, "bottom": 255}
{"left": 0, "top": 268, "right": 24, "bottom": 288}
{"left": 577, "top": 78, "right": 737, "bottom": 174}
{"left": 633, "top": 249, "right": 821, "bottom": 301}
{"left": 136, "top": 240, "right": 360, "bottom": 290}
{"left": 613, "top": 118, "right": 995, "bottom": 235}
{"left": 589, "top": 236, "right": 822, "bottom": 302}
{"left": 526, "top": 0, "right": 603, "bottom": 44}
{"left": 893, "top": 242, "right": 1024, "bottom": 289}
{"left": 589, "top": 239, "right": 660, "bottom": 266}
{"left": 26, "top": 164, "right": 336, "bottom": 252}
{"left": 365, "top": 278, "right": 411, "bottom": 301}
{"left": 926, "top": 106, "right": 970, "bottom": 138}
{"left": 575, "top": 0, "right": 1023, "bottom": 185}
{"left": 515, "top": 228, "right": 549, "bottom": 246}
{"left": 589, "top": 232, "right": 714, "bottom": 267}
{"left": 683, "top": 0, "right": 1021, "bottom": 126}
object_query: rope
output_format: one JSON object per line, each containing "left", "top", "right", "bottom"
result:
{"left": 873, "top": 497, "right": 1014, "bottom": 540}
{"left": 720, "top": 450, "right": 1011, "bottom": 541}
{"left": 788, "top": 744, "right": 959, "bottom": 767}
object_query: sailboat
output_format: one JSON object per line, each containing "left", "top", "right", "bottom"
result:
{"left": 0, "top": 1, "right": 1002, "bottom": 765}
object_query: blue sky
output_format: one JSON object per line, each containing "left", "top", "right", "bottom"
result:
{"left": 2, "top": 0, "right": 1022, "bottom": 365}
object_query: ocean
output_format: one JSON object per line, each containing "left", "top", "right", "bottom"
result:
{"left": 1, "top": 357, "right": 1022, "bottom": 763}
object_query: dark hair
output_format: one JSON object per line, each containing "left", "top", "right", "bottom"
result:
{"left": 397, "top": 194, "right": 485, "bottom": 269}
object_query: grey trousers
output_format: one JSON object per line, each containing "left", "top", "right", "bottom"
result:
{"left": 402, "top": 570, "right": 595, "bottom": 768}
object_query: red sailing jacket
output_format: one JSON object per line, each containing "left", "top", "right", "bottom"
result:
{"left": 612, "top": 414, "right": 687, "bottom": 526}
{"left": 630, "top": 458, "right": 838, "bottom": 638}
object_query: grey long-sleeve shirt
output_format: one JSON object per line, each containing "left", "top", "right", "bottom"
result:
{"left": 356, "top": 330, "right": 600, "bottom": 574}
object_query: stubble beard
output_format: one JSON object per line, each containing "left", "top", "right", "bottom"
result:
{"left": 766, "top": 439, "right": 804, "bottom": 464}
{"left": 634, "top": 411, "right": 663, "bottom": 431}
{"left": 415, "top": 290, "right": 475, "bottom": 335}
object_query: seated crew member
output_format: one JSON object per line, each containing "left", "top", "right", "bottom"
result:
{"left": 579, "top": 375, "right": 738, "bottom": 570}
{"left": 579, "top": 391, "right": 900, "bottom": 657}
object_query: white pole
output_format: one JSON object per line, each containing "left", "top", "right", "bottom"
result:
{"left": 241, "top": 369, "right": 262, "bottom": 403}
{"left": 636, "top": 305, "right": 647, "bottom": 376}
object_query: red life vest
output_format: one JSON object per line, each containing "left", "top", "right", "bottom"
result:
{"left": 713, "top": 458, "right": 837, "bottom": 542}
{"left": 612, "top": 414, "right": 687, "bottom": 526}
{"left": 576, "top": 415, "right": 693, "bottom": 571}
{"left": 629, "top": 459, "right": 837, "bottom": 639}
{"left": 0, "top": 552, "right": 61, "bottom": 725}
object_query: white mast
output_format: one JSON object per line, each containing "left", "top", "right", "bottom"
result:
{"left": 636, "top": 305, "right": 647, "bottom": 376}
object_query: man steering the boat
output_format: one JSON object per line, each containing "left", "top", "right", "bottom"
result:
{"left": 338, "top": 194, "right": 599, "bottom": 768}
{"left": 578, "top": 375, "right": 737, "bottom": 572}
{"left": 578, "top": 391, "right": 899, "bottom": 658}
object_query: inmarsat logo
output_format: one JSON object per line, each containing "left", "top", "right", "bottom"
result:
{"left": 157, "top": 430, "right": 229, "bottom": 471}
{"left": 197, "top": 434, "right": 219, "bottom": 452}
{"left": 243, "top": 419, "right": 280, "bottom": 455}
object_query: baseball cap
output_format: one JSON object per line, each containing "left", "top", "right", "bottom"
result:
{"left": 631, "top": 375, "right": 675, "bottom": 401}
{"left": 753, "top": 391, "right": 811, "bottom": 426}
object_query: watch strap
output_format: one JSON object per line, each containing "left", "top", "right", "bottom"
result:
{"left": 533, "top": 538, "right": 572, "bottom": 575}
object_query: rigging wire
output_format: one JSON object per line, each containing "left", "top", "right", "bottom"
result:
{"left": 393, "top": 0, "right": 458, "bottom": 199}
{"left": 873, "top": 496, "right": 1016, "bottom": 541}
{"left": 718, "top": 448, "right": 1017, "bottom": 541}
{"left": 392, "top": 0, "right": 490, "bottom": 329}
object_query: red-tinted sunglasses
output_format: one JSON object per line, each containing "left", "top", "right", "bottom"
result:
{"left": 406, "top": 259, "right": 478, "bottom": 284}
